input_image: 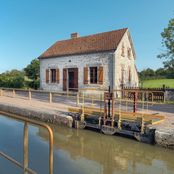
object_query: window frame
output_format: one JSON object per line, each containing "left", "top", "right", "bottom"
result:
{"left": 50, "top": 69, "right": 56, "bottom": 83}
{"left": 89, "top": 66, "right": 98, "bottom": 84}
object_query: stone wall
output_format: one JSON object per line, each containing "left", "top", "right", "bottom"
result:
{"left": 40, "top": 52, "right": 114, "bottom": 91}
{"left": 114, "top": 30, "right": 139, "bottom": 89}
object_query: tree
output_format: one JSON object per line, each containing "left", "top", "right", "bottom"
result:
{"left": 155, "top": 68, "right": 166, "bottom": 78}
{"left": 163, "top": 59, "right": 174, "bottom": 78}
{"left": 158, "top": 17, "right": 174, "bottom": 76}
{"left": 24, "top": 59, "right": 40, "bottom": 89}
{"left": 0, "top": 70, "right": 25, "bottom": 88}
{"left": 158, "top": 17, "right": 174, "bottom": 60}
{"left": 139, "top": 68, "right": 155, "bottom": 80}
{"left": 24, "top": 59, "right": 40, "bottom": 80}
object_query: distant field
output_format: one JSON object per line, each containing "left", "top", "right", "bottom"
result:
{"left": 141, "top": 79, "right": 174, "bottom": 88}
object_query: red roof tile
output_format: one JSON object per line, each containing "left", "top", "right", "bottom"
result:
{"left": 39, "top": 28, "right": 128, "bottom": 59}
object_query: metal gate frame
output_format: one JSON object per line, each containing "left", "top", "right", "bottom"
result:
{"left": 0, "top": 111, "right": 53, "bottom": 174}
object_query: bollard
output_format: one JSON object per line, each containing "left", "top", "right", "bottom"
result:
{"left": 49, "top": 92, "right": 52, "bottom": 103}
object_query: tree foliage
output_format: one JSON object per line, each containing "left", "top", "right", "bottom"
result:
{"left": 24, "top": 59, "right": 40, "bottom": 89}
{"left": 24, "top": 59, "right": 40, "bottom": 80}
{"left": 0, "top": 59, "right": 40, "bottom": 89}
{"left": 139, "top": 66, "right": 174, "bottom": 81}
{"left": 0, "top": 70, "right": 25, "bottom": 88}
{"left": 158, "top": 17, "right": 174, "bottom": 60}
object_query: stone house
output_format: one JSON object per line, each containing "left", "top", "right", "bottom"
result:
{"left": 38, "top": 28, "right": 139, "bottom": 92}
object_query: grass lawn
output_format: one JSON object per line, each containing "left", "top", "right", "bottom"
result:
{"left": 141, "top": 79, "right": 174, "bottom": 88}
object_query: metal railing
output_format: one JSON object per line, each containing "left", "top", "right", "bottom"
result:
{"left": 0, "top": 111, "right": 53, "bottom": 174}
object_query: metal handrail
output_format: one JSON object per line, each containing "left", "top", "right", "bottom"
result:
{"left": 0, "top": 111, "right": 53, "bottom": 174}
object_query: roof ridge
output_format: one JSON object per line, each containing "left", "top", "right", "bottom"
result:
{"left": 39, "top": 28, "right": 129, "bottom": 59}
{"left": 56, "top": 28, "right": 128, "bottom": 43}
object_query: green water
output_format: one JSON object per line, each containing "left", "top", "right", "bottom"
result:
{"left": 0, "top": 114, "right": 174, "bottom": 174}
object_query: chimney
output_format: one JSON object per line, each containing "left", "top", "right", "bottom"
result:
{"left": 71, "top": 32, "right": 79, "bottom": 39}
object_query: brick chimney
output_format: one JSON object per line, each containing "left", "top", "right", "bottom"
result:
{"left": 71, "top": 32, "right": 79, "bottom": 39}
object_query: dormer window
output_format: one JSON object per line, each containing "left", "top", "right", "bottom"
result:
{"left": 121, "top": 43, "right": 125, "bottom": 57}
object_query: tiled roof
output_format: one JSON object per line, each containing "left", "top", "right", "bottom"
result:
{"left": 39, "top": 28, "right": 128, "bottom": 59}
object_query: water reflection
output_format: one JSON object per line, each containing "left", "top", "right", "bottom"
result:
{"left": 38, "top": 125, "right": 174, "bottom": 174}
{"left": 0, "top": 114, "right": 174, "bottom": 174}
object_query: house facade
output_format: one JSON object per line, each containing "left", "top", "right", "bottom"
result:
{"left": 39, "top": 28, "right": 139, "bottom": 92}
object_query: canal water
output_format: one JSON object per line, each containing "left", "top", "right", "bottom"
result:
{"left": 0, "top": 114, "right": 174, "bottom": 174}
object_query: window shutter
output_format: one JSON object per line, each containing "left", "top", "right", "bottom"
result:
{"left": 128, "top": 67, "right": 131, "bottom": 83}
{"left": 56, "top": 69, "right": 59, "bottom": 83}
{"left": 98, "top": 66, "right": 103, "bottom": 84}
{"left": 84, "top": 67, "right": 88, "bottom": 84}
{"left": 46, "top": 69, "right": 49, "bottom": 83}
{"left": 63, "top": 68, "right": 67, "bottom": 91}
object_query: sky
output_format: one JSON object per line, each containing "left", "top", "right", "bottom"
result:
{"left": 0, "top": 0, "right": 174, "bottom": 73}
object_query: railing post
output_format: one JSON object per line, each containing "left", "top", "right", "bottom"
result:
{"left": 141, "top": 116, "right": 144, "bottom": 134}
{"left": 81, "top": 92, "right": 85, "bottom": 122}
{"left": 118, "top": 97, "right": 122, "bottom": 129}
{"left": 49, "top": 92, "right": 52, "bottom": 103}
{"left": 23, "top": 122, "right": 28, "bottom": 174}
{"left": 133, "top": 92, "right": 137, "bottom": 113}
{"left": 76, "top": 92, "right": 79, "bottom": 106}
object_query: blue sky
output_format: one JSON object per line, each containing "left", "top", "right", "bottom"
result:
{"left": 0, "top": 0, "right": 174, "bottom": 73}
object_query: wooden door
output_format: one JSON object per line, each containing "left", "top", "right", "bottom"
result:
{"left": 68, "top": 68, "right": 78, "bottom": 91}
{"left": 63, "top": 68, "right": 67, "bottom": 91}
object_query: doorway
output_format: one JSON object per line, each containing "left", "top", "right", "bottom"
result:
{"left": 63, "top": 68, "right": 78, "bottom": 91}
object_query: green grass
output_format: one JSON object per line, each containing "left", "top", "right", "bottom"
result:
{"left": 141, "top": 79, "right": 174, "bottom": 88}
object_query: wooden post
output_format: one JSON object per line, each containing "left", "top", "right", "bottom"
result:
{"left": 118, "top": 114, "right": 122, "bottom": 129}
{"left": 100, "top": 93, "right": 102, "bottom": 118}
{"left": 13, "top": 89, "right": 16, "bottom": 98}
{"left": 76, "top": 92, "right": 79, "bottom": 106}
{"left": 141, "top": 116, "right": 144, "bottom": 134}
{"left": 66, "top": 88, "right": 69, "bottom": 98}
{"left": 98, "top": 117, "right": 101, "bottom": 128}
{"left": 111, "top": 94, "right": 115, "bottom": 127}
{"left": 49, "top": 92, "right": 52, "bottom": 103}
{"left": 118, "top": 97, "right": 122, "bottom": 129}
{"left": 80, "top": 92, "right": 85, "bottom": 122}
{"left": 28, "top": 90, "right": 31, "bottom": 100}
{"left": 133, "top": 92, "right": 137, "bottom": 113}
{"left": 0, "top": 89, "right": 3, "bottom": 96}
{"left": 91, "top": 95, "right": 94, "bottom": 106}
